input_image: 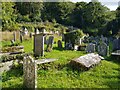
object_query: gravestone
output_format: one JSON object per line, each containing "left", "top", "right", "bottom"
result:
{"left": 58, "top": 40, "right": 62, "bottom": 48}
{"left": 24, "top": 28, "right": 28, "bottom": 35}
{"left": 13, "top": 32, "right": 16, "bottom": 41}
{"left": 113, "top": 38, "right": 120, "bottom": 51}
{"left": 98, "top": 42, "right": 109, "bottom": 56}
{"left": 23, "top": 55, "right": 37, "bottom": 88}
{"left": 34, "top": 34, "right": 44, "bottom": 57}
{"left": 86, "top": 43, "right": 96, "bottom": 53}
{"left": 62, "top": 34, "right": 65, "bottom": 41}
{"left": 46, "top": 36, "right": 54, "bottom": 52}
{"left": 20, "top": 32, "right": 23, "bottom": 43}
{"left": 70, "top": 53, "right": 102, "bottom": 70}
{"left": 29, "top": 32, "right": 32, "bottom": 38}
{"left": 11, "top": 40, "right": 15, "bottom": 46}
{"left": 74, "top": 45, "right": 78, "bottom": 51}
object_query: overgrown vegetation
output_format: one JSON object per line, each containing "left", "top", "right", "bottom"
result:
{"left": 1, "top": 38, "right": 120, "bottom": 88}
{"left": 2, "top": 2, "right": 120, "bottom": 37}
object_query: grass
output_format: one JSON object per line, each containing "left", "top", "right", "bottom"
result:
{"left": 1, "top": 36, "right": 120, "bottom": 88}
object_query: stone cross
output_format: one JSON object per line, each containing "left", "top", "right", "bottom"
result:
{"left": 98, "top": 42, "right": 109, "bottom": 56}
{"left": 86, "top": 43, "right": 96, "bottom": 53}
{"left": 23, "top": 55, "right": 37, "bottom": 88}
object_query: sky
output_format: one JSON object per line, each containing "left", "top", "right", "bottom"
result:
{"left": 71, "top": 0, "right": 119, "bottom": 11}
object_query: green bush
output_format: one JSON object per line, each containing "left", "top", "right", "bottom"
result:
{"left": 64, "top": 29, "right": 84, "bottom": 44}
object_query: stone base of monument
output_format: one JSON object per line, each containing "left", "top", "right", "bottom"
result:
{"left": 70, "top": 53, "right": 103, "bottom": 70}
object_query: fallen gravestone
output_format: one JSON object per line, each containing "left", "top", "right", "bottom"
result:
{"left": 70, "top": 53, "right": 103, "bottom": 70}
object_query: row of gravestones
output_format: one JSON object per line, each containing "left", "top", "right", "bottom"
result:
{"left": 78, "top": 35, "right": 120, "bottom": 51}
{"left": 86, "top": 42, "right": 109, "bottom": 56}
{"left": 12, "top": 30, "right": 33, "bottom": 45}
{"left": 86, "top": 37, "right": 120, "bottom": 56}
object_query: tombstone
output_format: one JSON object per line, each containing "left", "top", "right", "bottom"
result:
{"left": 57, "top": 40, "right": 62, "bottom": 48}
{"left": 113, "top": 38, "right": 120, "bottom": 51}
{"left": 23, "top": 55, "right": 37, "bottom": 88}
{"left": 70, "top": 53, "right": 102, "bottom": 70}
{"left": 65, "top": 42, "right": 73, "bottom": 50}
{"left": 34, "top": 34, "right": 44, "bottom": 57}
{"left": 46, "top": 36, "right": 54, "bottom": 52}
{"left": 13, "top": 32, "right": 16, "bottom": 41}
{"left": 20, "top": 32, "right": 23, "bottom": 43}
{"left": 24, "top": 28, "right": 28, "bottom": 35}
{"left": 29, "top": 32, "right": 32, "bottom": 38}
{"left": 35, "top": 28, "right": 39, "bottom": 34}
{"left": 11, "top": 40, "right": 15, "bottom": 46}
{"left": 98, "top": 42, "right": 109, "bottom": 56}
{"left": 86, "top": 43, "right": 96, "bottom": 53}
{"left": 62, "top": 34, "right": 65, "bottom": 41}
{"left": 74, "top": 45, "right": 78, "bottom": 51}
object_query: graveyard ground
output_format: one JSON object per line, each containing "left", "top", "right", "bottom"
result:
{"left": 1, "top": 36, "right": 120, "bottom": 88}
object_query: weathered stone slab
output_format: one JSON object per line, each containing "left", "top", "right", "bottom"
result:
{"left": 36, "top": 58, "right": 58, "bottom": 64}
{"left": 23, "top": 55, "right": 37, "bottom": 88}
{"left": 70, "top": 53, "right": 102, "bottom": 70}
{"left": 0, "top": 60, "right": 13, "bottom": 74}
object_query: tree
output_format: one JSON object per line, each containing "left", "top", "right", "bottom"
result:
{"left": 15, "top": 2, "right": 43, "bottom": 22}
{"left": 2, "top": 2, "right": 18, "bottom": 31}
{"left": 42, "top": 2, "right": 75, "bottom": 24}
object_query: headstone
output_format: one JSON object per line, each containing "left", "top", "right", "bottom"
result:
{"left": 58, "top": 40, "right": 62, "bottom": 48}
{"left": 46, "top": 36, "right": 54, "bottom": 52}
{"left": 70, "top": 53, "right": 102, "bottom": 70}
{"left": 62, "top": 34, "right": 65, "bottom": 41}
{"left": 11, "top": 40, "right": 15, "bottom": 45}
{"left": 13, "top": 32, "right": 16, "bottom": 41}
{"left": 98, "top": 42, "right": 109, "bottom": 56}
{"left": 113, "top": 38, "right": 120, "bottom": 51}
{"left": 20, "top": 33, "right": 23, "bottom": 43}
{"left": 34, "top": 34, "right": 44, "bottom": 57}
{"left": 86, "top": 43, "right": 96, "bottom": 53}
{"left": 24, "top": 28, "right": 28, "bottom": 35}
{"left": 23, "top": 55, "right": 37, "bottom": 88}
{"left": 74, "top": 45, "right": 78, "bottom": 51}
{"left": 29, "top": 32, "right": 32, "bottom": 38}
